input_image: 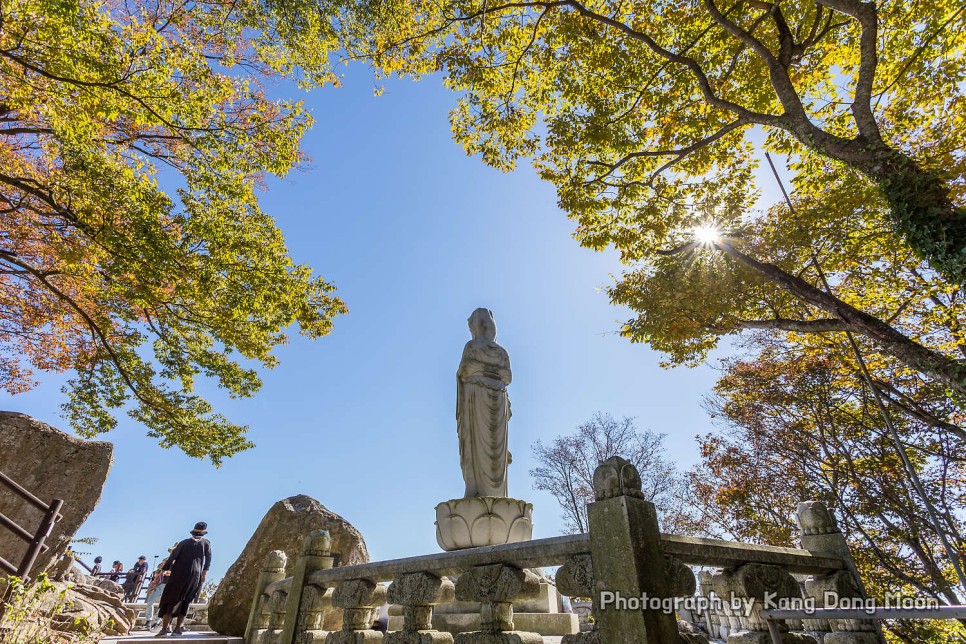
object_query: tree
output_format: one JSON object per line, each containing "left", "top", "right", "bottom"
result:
{"left": 688, "top": 347, "right": 966, "bottom": 641}
{"left": 0, "top": 0, "right": 346, "bottom": 463}
{"left": 611, "top": 168, "right": 966, "bottom": 397}
{"left": 329, "top": 0, "right": 966, "bottom": 284}
{"left": 530, "top": 412, "right": 688, "bottom": 533}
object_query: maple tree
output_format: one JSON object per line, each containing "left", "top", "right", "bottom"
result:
{"left": 0, "top": 0, "right": 346, "bottom": 463}
{"left": 323, "top": 0, "right": 966, "bottom": 393}
{"left": 688, "top": 347, "right": 966, "bottom": 641}
{"left": 329, "top": 0, "right": 966, "bottom": 285}
{"left": 611, "top": 163, "right": 966, "bottom": 397}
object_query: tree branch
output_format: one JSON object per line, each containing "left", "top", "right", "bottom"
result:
{"left": 814, "top": 0, "right": 880, "bottom": 139}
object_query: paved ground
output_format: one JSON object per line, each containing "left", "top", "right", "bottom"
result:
{"left": 101, "top": 633, "right": 565, "bottom": 643}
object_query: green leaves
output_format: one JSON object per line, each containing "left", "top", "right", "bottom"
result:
{"left": 0, "top": 0, "right": 346, "bottom": 463}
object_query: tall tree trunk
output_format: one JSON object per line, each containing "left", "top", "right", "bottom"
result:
{"left": 802, "top": 129, "right": 966, "bottom": 285}
{"left": 857, "top": 145, "right": 966, "bottom": 285}
{"left": 717, "top": 242, "right": 966, "bottom": 397}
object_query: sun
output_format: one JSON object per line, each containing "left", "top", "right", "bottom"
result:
{"left": 691, "top": 224, "right": 722, "bottom": 245}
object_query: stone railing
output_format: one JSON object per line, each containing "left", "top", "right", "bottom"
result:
{"left": 245, "top": 456, "right": 882, "bottom": 644}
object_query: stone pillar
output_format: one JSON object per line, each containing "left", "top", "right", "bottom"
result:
{"left": 712, "top": 563, "right": 816, "bottom": 644}
{"left": 453, "top": 564, "right": 542, "bottom": 644}
{"left": 587, "top": 456, "right": 680, "bottom": 644}
{"left": 327, "top": 579, "right": 388, "bottom": 644}
{"left": 281, "top": 530, "right": 337, "bottom": 644}
{"left": 247, "top": 550, "right": 288, "bottom": 644}
{"left": 556, "top": 554, "right": 598, "bottom": 644}
{"left": 385, "top": 572, "right": 455, "bottom": 644}
{"left": 796, "top": 502, "right": 883, "bottom": 644}
{"left": 665, "top": 558, "right": 708, "bottom": 644}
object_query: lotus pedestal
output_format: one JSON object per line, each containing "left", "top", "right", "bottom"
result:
{"left": 434, "top": 497, "right": 533, "bottom": 551}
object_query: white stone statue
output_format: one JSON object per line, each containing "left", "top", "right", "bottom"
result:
{"left": 457, "top": 307, "right": 512, "bottom": 498}
{"left": 435, "top": 308, "right": 533, "bottom": 551}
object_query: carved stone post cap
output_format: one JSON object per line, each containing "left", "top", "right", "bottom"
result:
{"left": 712, "top": 563, "right": 801, "bottom": 601}
{"left": 555, "top": 554, "right": 594, "bottom": 599}
{"left": 592, "top": 456, "right": 644, "bottom": 501}
{"left": 332, "top": 578, "right": 388, "bottom": 609}
{"left": 305, "top": 529, "right": 333, "bottom": 555}
{"left": 454, "top": 564, "right": 541, "bottom": 603}
{"left": 796, "top": 501, "right": 841, "bottom": 535}
{"left": 263, "top": 550, "right": 287, "bottom": 572}
{"left": 388, "top": 572, "right": 455, "bottom": 606}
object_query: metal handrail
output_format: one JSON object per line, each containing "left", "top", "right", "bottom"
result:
{"left": 0, "top": 468, "right": 64, "bottom": 581}
{"left": 760, "top": 605, "right": 966, "bottom": 643}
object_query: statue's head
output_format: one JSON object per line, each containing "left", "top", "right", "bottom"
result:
{"left": 468, "top": 308, "right": 497, "bottom": 342}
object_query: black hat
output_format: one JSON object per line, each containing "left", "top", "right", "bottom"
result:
{"left": 94, "top": 556, "right": 103, "bottom": 563}
{"left": 138, "top": 555, "right": 147, "bottom": 560}
{"left": 190, "top": 521, "right": 208, "bottom": 535}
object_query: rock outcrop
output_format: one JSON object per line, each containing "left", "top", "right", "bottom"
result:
{"left": 52, "top": 576, "right": 137, "bottom": 636}
{"left": 3, "top": 569, "right": 135, "bottom": 639}
{"left": 0, "top": 411, "right": 113, "bottom": 576}
{"left": 208, "top": 494, "right": 369, "bottom": 636}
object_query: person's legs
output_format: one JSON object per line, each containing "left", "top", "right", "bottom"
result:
{"left": 172, "top": 614, "right": 187, "bottom": 634}
{"left": 154, "top": 613, "right": 172, "bottom": 637}
{"left": 145, "top": 585, "right": 164, "bottom": 626}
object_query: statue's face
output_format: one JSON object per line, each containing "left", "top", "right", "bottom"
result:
{"left": 479, "top": 316, "right": 496, "bottom": 340}
{"left": 468, "top": 308, "right": 497, "bottom": 341}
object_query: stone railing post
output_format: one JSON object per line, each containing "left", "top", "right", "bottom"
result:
{"left": 587, "top": 456, "right": 680, "bottom": 643}
{"left": 453, "top": 564, "right": 542, "bottom": 644}
{"left": 556, "top": 553, "right": 597, "bottom": 644}
{"left": 281, "top": 530, "right": 336, "bottom": 644}
{"left": 327, "top": 579, "right": 388, "bottom": 644}
{"left": 796, "top": 501, "right": 884, "bottom": 644}
{"left": 385, "top": 571, "right": 455, "bottom": 644}
{"left": 697, "top": 571, "right": 724, "bottom": 641}
{"left": 665, "top": 558, "right": 708, "bottom": 644}
{"left": 247, "top": 550, "right": 288, "bottom": 644}
{"left": 712, "top": 563, "right": 815, "bottom": 644}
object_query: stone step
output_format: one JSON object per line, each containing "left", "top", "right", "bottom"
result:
{"left": 99, "top": 632, "right": 242, "bottom": 643}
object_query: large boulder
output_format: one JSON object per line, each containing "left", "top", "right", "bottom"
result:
{"left": 208, "top": 494, "right": 369, "bottom": 636}
{"left": 0, "top": 411, "right": 112, "bottom": 576}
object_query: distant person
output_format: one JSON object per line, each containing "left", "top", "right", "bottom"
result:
{"left": 108, "top": 560, "right": 124, "bottom": 582}
{"left": 154, "top": 522, "right": 212, "bottom": 637}
{"left": 90, "top": 556, "right": 103, "bottom": 577}
{"left": 134, "top": 555, "right": 150, "bottom": 577}
{"left": 123, "top": 556, "right": 149, "bottom": 602}
{"left": 144, "top": 558, "right": 170, "bottom": 629}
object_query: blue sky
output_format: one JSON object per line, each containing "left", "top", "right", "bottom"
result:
{"left": 2, "top": 71, "right": 784, "bottom": 581}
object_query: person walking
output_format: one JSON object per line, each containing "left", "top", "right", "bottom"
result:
{"left": 154, "top": 522, "right": 211, "bottom": 637}
{"left": 143, "top": 557, "right": 169, "bottom": 629}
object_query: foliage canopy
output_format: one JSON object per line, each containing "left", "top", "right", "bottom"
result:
{"left": 331, "top": 0, "right": 966, "bottom": 283}
{"left": 0, "top": 0, "right": 345, "bottom": 463}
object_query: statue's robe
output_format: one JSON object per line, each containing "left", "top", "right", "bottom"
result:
{"left": 456, "top": 339, "right": 512, "bottom": 498}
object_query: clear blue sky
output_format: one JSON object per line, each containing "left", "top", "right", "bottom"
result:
{"left": 2, "top": 70, "right": 785, "bottom": 582}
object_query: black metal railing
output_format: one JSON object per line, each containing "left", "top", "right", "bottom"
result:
{"left": 0, "top": 469, "right": 63, "bottom": 580}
